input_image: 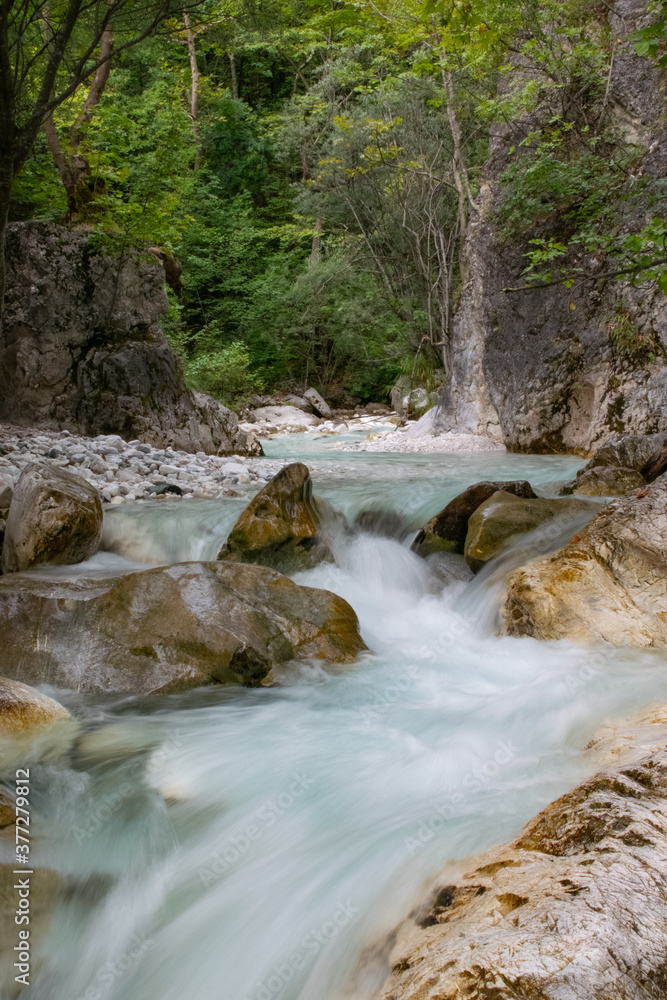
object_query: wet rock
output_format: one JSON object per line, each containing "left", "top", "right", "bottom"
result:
{"left": 502, "top": 475, "right": 667, "bottom": 645}
{"left": 0, "top": 676, "right": 70, "bottom": 739}
{"left": 354, "top": 509, "right": 411, "bottom": 540}
{"left": 304, "top": 388, "right": 333, "bottom": 420}
{"left": 378, "top": 743, "right": 667, "bottom": 1000}
{"left": 0, "top": 786, "right": 16, "bottom": 827}
{"left": 0, "top": 561, "right": 367, "bottom": 694}
{"left": 407, "top": 387, "right": 430, "bottom": 418}
{"left": 563, "top": 465, "right": 646, "bottom": 496}
{"left": 414, "top": 481, "right": 537, "bottom": 557}
{"left": 465, "top": 492, "right": 594, "bottom": 573}
{"left": 1, "top": 462, "right": 103, "bottom": 574}
{"left": 218, "top": 463, "right": 333, "bottom": 572}
{"left": 640, "top": 438, "right": 667, "bottom": 483}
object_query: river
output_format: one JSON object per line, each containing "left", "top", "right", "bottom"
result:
{"left": 18, "top": 433, "right": 667, "bottom": 1000}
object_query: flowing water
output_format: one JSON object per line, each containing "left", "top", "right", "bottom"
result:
{"left": 10, "top": 435, "right": 667, "bottom": 1000}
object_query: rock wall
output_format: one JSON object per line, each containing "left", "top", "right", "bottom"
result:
{"left": 0, "top": 222, "right": 256, "bottom": 455}
{"left": 437, "top": 0, "right": 667, "bottom": 455}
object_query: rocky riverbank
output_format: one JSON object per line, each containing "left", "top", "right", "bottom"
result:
{"left": 0, "top": 424, "right": 285, "bottom": 506}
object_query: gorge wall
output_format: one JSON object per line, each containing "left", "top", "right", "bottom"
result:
{"left": 0, "top": 223, "right": 256, "bottom": 455}
{"left": 437, "top": 0, "right": 667, "bottom": 456}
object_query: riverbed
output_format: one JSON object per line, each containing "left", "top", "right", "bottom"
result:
{"left": 14, "top": 435, "right": 667, "bottom": 1000}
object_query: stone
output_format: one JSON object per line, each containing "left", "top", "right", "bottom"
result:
{"left": 0, "top": 786, "right": 16, "bottom": 827}
{"left": 218, "top": 463, "right": 333, "bottom": 572}
{"left": 378, "top": 739, "right": 667, "bottom": 1000}
{"left": 1, "top": 462, "right": 103, "bottom": 574}
{"left": 0, "top": 676, "right": 70, "bottom": 739}
{"left": 390, "top": 377, "right": 412, "bottom": 418}
{"left": 0, "top": 223, "right": 258, "bottom": 456}
{"left": 640, "top": 438, "right": 667, "bottom": 482}
{"left": 584, "top": 432, "right": 667, "bottom": 473}
{"left": 414, "top": 481, "right": 537, "bottom": 557}
{"left": 249, "top": 406, "right": 320, "bottom": 428}
{"left": 304, "top": 388, "right": 333, "bottom": 420}
{"left": 563, "top": 464, "right": 646, "bottom": 496}
{"left": 465, "top": 491, "right": 595, "bottom": 573}
{"left": 0, "top": 481, "right": 12, "bottom": 518}
{"left": 502, "top": 474, "right": 667, "bottom": 645}
{"left": 0, "top": 562, "right": 367, "bottom": 694}
{"left": 407, "top": 387, "right": 430, "bottom": 418}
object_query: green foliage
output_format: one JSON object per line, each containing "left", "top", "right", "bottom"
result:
{"left": 607, "top": 310, "right": 662, "bottom": 364}
{"left": 185, "top": 342, "right": 264, "bottom": 405}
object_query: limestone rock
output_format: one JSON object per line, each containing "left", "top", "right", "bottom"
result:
{"left": 415, "top": 481, "right": 537, "bottom": 557}
{"left": 0, "top": 676, "right": 70, "bottom": 739}
{"left": 0, "top": 787, "right": 16, "bottom": 827}
{"left": 0, "top": 222, "right": 256, "bottom": 456}
{"left": 218, "top": 463, "right": 333, "bottom": 572}
{"left": 304, "top": 388, "right": 333, "bottom": 420}
{"left": 378, "top": 745, "right": 667, "bottom": 1000}
{"left": 465, "top": 492, "right": 594, "bottom": 573}
{"left": 565, "top": 464, "right": 646, "bottom": 496}
{"left": 1, "top": 462, "right": 103, "bottom": 574}
{"left": 584, "top": 432, "right": 667, "bottom": 473}
{"left": 502, "top": 475, "right": 667, "bottom": 645}
{"left": 0, "top": 561, "right": 366, "bottom": 694}
{"left": 248, "top": 406, "right": 320, "bottom": 429}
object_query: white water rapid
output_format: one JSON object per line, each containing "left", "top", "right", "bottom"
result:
{"left": 15, "top": 435, "right": 667, "bottom": 1000}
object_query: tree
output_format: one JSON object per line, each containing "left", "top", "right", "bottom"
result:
{"left": 0, "top": 0, "right": 204, "bottom": 316}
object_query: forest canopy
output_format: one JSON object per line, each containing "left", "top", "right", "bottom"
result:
{"left": 8, "top": 0, "right": 667, "bottom": 406}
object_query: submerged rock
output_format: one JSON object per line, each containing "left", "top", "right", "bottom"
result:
{"left": 0, "top": 676, "right": 70, "bottom": 739}
{"left": 0, "top": 561, "right": 366, "bottom": 694}
{"left": 464, "top": 492, "right": 594, "bottom": 573}
{"left": 1, "top": 462, "right": 102, "bottom": 574}
{"left": 415, "top": 480, "right": 537, "bottom": 557}
{"left": 218, "top": 463, "right": 333, "bottom": 572}
{"left": 563, "top": 464, "right": 646, "bottom": 496}
{"left": 502, "top": 475, "right": 667, "bottom": 645}
{"left": 378, "top": 739, "right": 667, "bottom": 1000}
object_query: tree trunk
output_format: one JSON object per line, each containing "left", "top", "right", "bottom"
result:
{"left": 229, "top": 51, "right": 238, "bottom": 100}
{"left": 183, "top": 11, "right": 200, "bottom": 168}
{"left": 311, "top": 216, "right": 323, "bottom": 260}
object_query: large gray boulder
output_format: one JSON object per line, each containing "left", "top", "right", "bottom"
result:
{"left": 502, "top": 474, "right": 667, "bottom": 645}
{"left": 0, "top": 223, "right": 258, "bottom": 456}
{"left": 1, "top": 462, "right": 102, "bottom": 574}
{"left": 304, "top": 388, "right": 332, "bottom": 420}
{"left": 0, "top": 561, "right": 367, "bottom": 694}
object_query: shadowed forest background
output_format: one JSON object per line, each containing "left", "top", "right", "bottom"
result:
{"left": 9, "top": 0, "right": 667, "bottom": 408}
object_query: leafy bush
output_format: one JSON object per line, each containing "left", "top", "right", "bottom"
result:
{"left": 185, "top": 342, "right": 264, "bottom": 407}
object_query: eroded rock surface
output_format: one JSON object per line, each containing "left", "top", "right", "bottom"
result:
{"left": 1, "top": 462, "right": 102, "bottom": 574}
{"left": 563, "top": 464, "right": 647, "bottom": 497}
{"left": 0, "top": 561, "right": 366, "bottom": 694}
{"left": 464, "top": 492, "right": 594, "bottom": 573}
{"left": 218, "top": 463, "right": 333, "bottom": 572}
{"left": 0, "top": 223, "right": 256, "bottom": 455}
{"left": 378, "top": 742, "right": 667, "bottom": 1000}
{"left": 503, "top": 475, "right": 667, "bottom": 645}
{"left": 415, "top": 481, "right": 537, "bottom": 557}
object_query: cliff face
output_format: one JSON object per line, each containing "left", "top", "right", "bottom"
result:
{"left": 438, "top": 0, "right": 667, "bottom": 455}
{"left": 0, "top": 223, "right": 256, "bottom": 455}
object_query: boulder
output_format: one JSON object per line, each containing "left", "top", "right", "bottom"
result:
{"left": 414, "top": 481, "right": 537, "bottom": 557}
{"left": 407, "top": 387, "right": 430, "bottom": 418}
{"left": 584, "top": 432, "right": 667, "bottom": 473}
{"left": 0, "top": 786, "right": 16, "bottom": 827}
{"left": 640, "top": 438, "right": 667, "bottom": 483}
{"left": 0, "top": 676, "right": 70, "bottom": 739}
{"left": 502, "top": 475, "right": 667, "bottom": 645}
{"left": 304, "top": 388, "right": 333, "bottom": 420}
{"left": 248, "top": 406, "right": 320, "bottom": 429}
{"left": 563, "top": 465, "right": 646, "bottom": 496}
{"left": 378, "top": 741, "right": 667, "bottom": 1000}
{"left": 218, "top": 463, "right": 333, "bottom": 572}
{"left": 0, "top": 222, "right": 256, "bottom": 456}
{"left": 0, "top": 561, "right": 366, "bottom": 694}
{"left": 1, "top": 462, "right": 103, "bottom": 574}
{"left": 465, "top": 492, "right": 595, "bottom": 573}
